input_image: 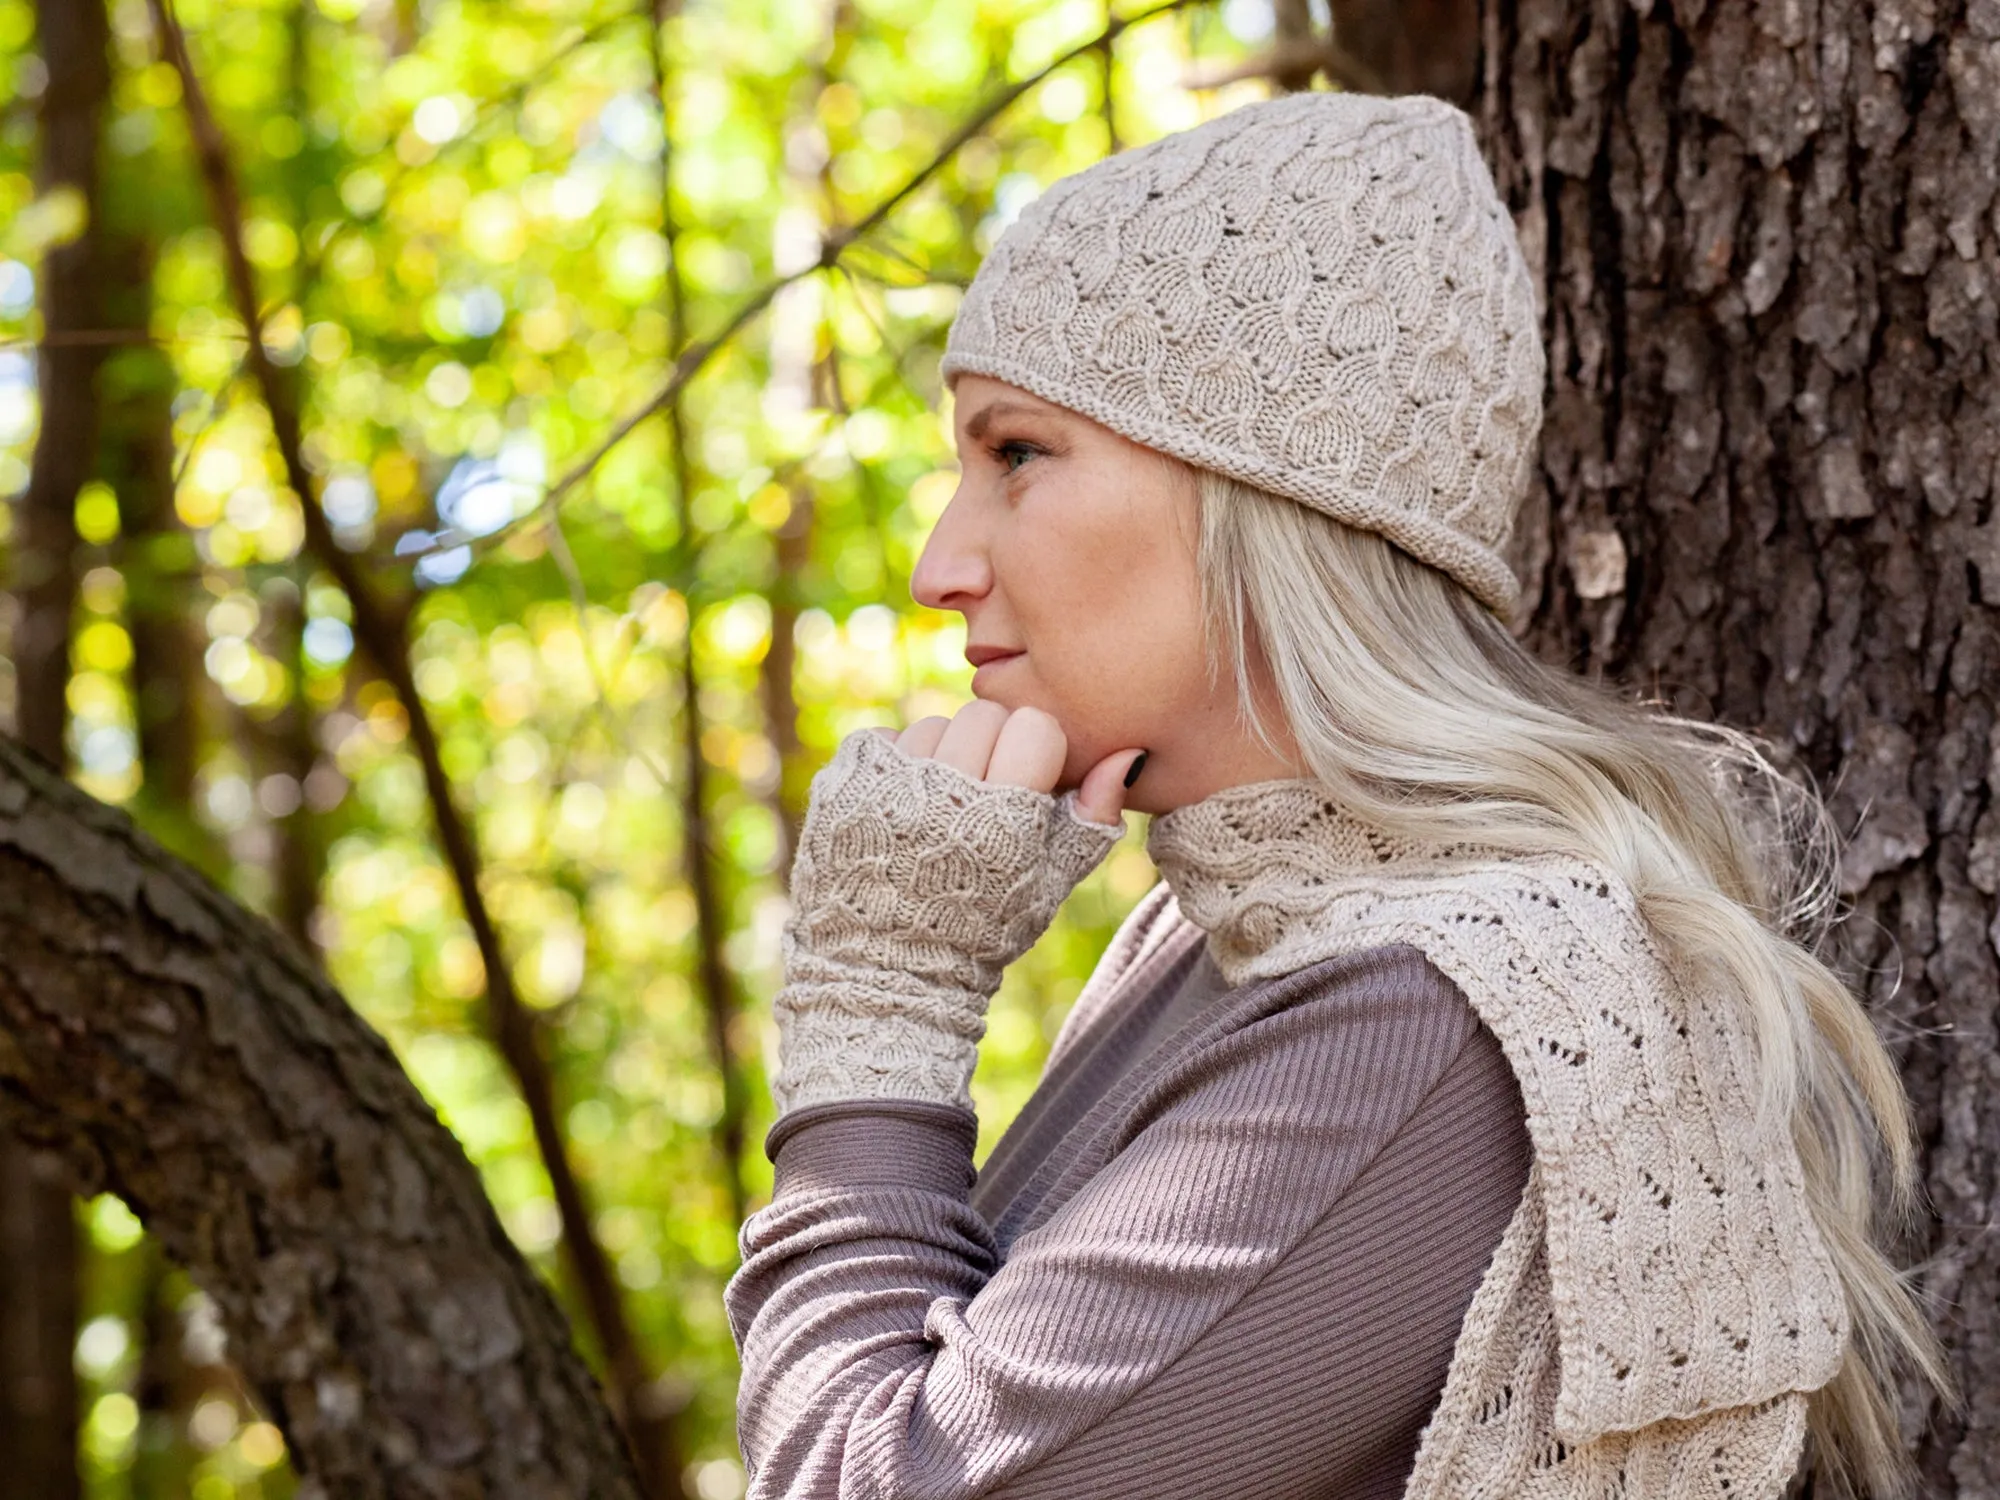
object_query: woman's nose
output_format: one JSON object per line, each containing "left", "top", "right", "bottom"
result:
{"left": 910, "top": 492, "right": 991, "bottom": 611}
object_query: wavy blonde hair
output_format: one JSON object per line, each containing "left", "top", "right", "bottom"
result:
{"left": 1183, "top": 465, "right": 1950, "bottom": 1498}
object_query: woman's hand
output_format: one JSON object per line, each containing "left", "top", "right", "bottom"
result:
{"left": 769, "top": 711, "right": 1132, "bottom": 1115}
{"left": 883, "top": 702, "right": 1146, "bottom": 826}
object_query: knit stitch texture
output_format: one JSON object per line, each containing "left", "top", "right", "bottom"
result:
{"left": 759, "top": 733, "right": 1846, "bottom": 1496}
{"left": 770, "top": 729, "right": 1122, "bottom": 1114}
{"left": 938, "top": 91, "right": 1545, "bottom": 615}
{"left": 1146, "top": 779, "right": 1850, "bottom": 1494}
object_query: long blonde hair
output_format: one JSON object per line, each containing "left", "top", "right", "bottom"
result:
{"left": 1186, "top": 465, "right": 1950, "bottom": 1497}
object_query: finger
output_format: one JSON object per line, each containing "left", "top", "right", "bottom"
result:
{"left": 933, "top": 699, "right": 1010, "bottom": 779}
{"left": 897, "top": 715, "right": 951, "bottom": 759}
{"left": 985, "top": 706, "right": 1067, "bottom": 792}
{"left": 1074, "top": 748, "right": 1148, "bottom": 826}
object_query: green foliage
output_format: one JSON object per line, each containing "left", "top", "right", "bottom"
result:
{"left": 0, "top": 0, "right": 1278, "bottom": 1492}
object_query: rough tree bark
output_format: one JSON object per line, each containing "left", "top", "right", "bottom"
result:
{"left": 1461, "top": 0, "right": 1999, "bottom": 1491}
{"left": 0, "top": 738, "right": 643, "bottom": 1497}
{"left": 0, "top": 1, "right": 112, "bottom": 1492}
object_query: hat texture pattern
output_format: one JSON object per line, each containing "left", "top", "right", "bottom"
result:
{"left": 939, "top": 91, "right": 1545, "bottom": 614}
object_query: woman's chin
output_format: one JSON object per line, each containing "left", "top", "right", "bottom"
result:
{"left": 969, "top": 652, "right": 1026, "bottom": 699}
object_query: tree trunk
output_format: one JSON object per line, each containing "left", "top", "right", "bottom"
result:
{"left": 1, "top": 2, "right": 112, "bottom": 1491}
{"left": 1469, "top": 0, "right": 1999, "bottom": 1489}
{"left": 261, "top": 0, "right": 325, "bottom": 956}
{"left": 103, "top": 212, "right": 212, "bottom": 868}
{"left": 1270, "top": 0, "right": 1326, "bottom": 93}
{"left": 1332, "top": 0, "right": 1481, "bottom": 102}
{"left": 652, "top": 0, "right": 751, "bottom": 1247}
{"left": 255, "top": 576, "right": 326, "bottom": 954}
{"left": 0, "top": 1143, "right": 78, "bottom": 1500}
{"left": 759, "top": 0, "right": 850, "bottom": 885}
{"left": 0, "top": 735, "right": 644, "bottom": 1498}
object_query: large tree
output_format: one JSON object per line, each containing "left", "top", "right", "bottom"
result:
{"left": 1455, "top": 0, "right": 1998, "bottom": 1488}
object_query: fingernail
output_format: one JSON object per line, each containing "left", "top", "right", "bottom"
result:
{"left": 1122, "top": 750, "right": 1150, "bottom": 789}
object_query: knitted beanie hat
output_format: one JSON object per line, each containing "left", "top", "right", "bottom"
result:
{"left": 938, "top": 91, "right": 1545, "bottom": 616}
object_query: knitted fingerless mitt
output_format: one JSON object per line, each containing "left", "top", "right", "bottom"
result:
{"left": 770, "top": 730, "right": 1123, "bottom": 1115}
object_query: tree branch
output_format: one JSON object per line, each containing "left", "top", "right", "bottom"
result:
{"left": 0, "top": 736, "right": 643, "bottom": 1497}
{"left": 412, "top": 0, "right": 1212, "bottom": 567}
{"left": 1180, "top": 33, "right": 1388, "bottom": 95}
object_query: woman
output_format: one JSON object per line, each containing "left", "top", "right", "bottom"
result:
{"left": 724, "top": 91, "right": 1945, "bottom": 1499}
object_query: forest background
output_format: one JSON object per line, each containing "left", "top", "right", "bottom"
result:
{"left": 0, "top": 0, "right": 1304, "bottom": 1495}
{"left": 5, "top": 0, "right": 1998, "bottom": 1497}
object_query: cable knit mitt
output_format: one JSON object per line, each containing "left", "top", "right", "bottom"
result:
{"left": 770, "top": 728, "right": 1124, "bottom": 1115}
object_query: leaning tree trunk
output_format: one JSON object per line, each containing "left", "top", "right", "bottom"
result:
{"left": 0, "top": 738, "right": 644, "bottom": 1498}
{"left": 1468, "top": 0, "right": 1999, "bottom": 1490}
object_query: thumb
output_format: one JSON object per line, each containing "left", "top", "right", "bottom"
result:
{"left": 1073, "top": 748, "right": 1148, "bottom": 826}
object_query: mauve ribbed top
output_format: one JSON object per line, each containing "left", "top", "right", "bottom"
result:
{"left": 727, "top": 886, "right": 1532, "bottom": 1498}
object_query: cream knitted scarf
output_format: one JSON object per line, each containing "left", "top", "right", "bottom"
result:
{"left": 1146, "top": 779, "right": 1850, "bottom": 1500}
{"left": 770, "top": 731, "right": 1851, "bottom": 1499}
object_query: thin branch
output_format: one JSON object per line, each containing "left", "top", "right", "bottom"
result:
{"left": 541, "top": 495, "right": 677, "bottom": 793}
{"left": 838, "top": 0, "right": 1204, "bottom": 248}
{"left": 307, "top": 11, "right": 643, "bottom": 275}
{"left": 1181, "top": 33, "right": 1387, "bottom": 93}
{"left": 0, "top": 326, "right": 262, "bottom": 353}
{"left": 651, "top": 0, "right": 749, "bottom": 1243}
{"left": 0, "top": 327, "right": 158, "bottom": 348}
{"left": 412, "top": 0, "right": 1210, "bottom": 567}
{"left": 541, "top": 285, "right": 779, "bottom": 513}
{"left": 1098, "top": 0, "right": 1121, "bottom": 151}
{"left": 835, "top": 229, "right": 948, "bottom": 287}
{"left": 147, "top": 0, "right": 666, "bottom": 1476}
{"left": 824, "top": 267, "right": 898, "bottom": 594}
{"left": 168, "top": 362, "right": 240, "bottom": 491}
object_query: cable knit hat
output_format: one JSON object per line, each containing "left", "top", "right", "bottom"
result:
{"left": 938, "top": 91, "right": 1545, "bottom": 616}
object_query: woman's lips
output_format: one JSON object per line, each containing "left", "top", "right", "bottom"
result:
{"left": 967, "top": 648, "right": 1022, "bottom": 693}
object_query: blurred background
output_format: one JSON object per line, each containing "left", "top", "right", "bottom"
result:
{"left": 0, "top": 0, "right": 1353, "bottom": 1494}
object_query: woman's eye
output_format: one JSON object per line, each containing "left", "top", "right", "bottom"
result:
{"left": 994, "top": 440, "right": 1039, "bottom": 474}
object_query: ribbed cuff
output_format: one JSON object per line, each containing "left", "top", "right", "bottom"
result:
{"left": 768, "top": 1098, "right": 980, "bottom": 1199}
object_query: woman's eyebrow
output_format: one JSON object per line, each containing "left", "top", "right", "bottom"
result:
{"left": 963, "top": 400, "right": 1056, "bottom": 441}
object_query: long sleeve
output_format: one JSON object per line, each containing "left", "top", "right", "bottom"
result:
{"left": 725, "top": 944, "right": 1532, "bottom": 1500}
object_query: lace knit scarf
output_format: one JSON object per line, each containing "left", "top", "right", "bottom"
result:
{"left": 1145, "top": 779, "right": 1850, "bottom": 1500}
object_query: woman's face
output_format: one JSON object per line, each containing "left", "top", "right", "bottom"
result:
{"left": 911, "top": 374, "right": 1298, "bottom": 812}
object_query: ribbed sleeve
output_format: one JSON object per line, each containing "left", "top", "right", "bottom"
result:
{"left": 726, "top": 936, "right": 1530, "bottom": 1499}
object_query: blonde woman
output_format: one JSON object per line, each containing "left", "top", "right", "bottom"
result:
{"left": 724, "top": 91, "right": 1945, "bottom": 1499}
